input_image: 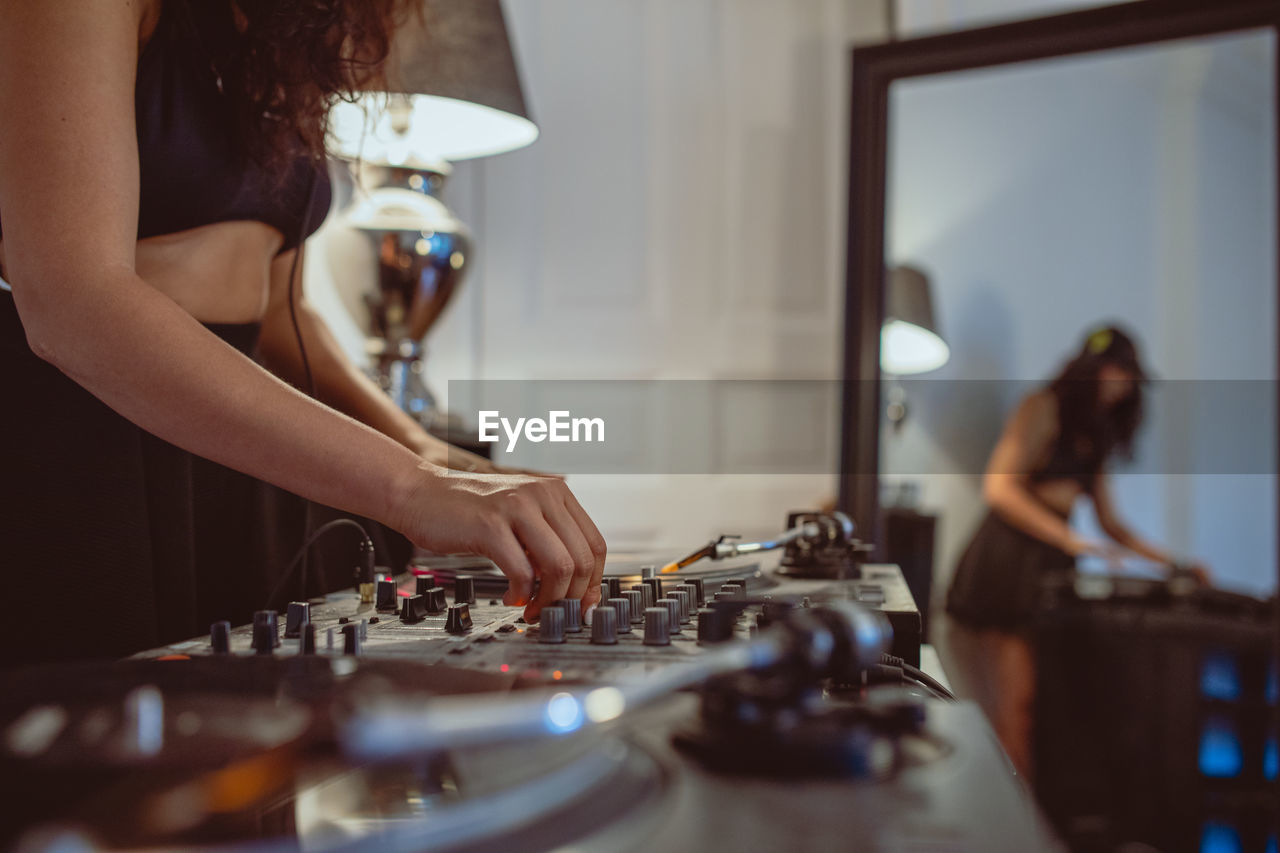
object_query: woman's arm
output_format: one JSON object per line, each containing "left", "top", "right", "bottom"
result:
{"left": 1091, "top": 474, "right": 1172, "bottom": 564}
{"left": 983, "top": 392, "right": 1093, "bottom": 556}
{"left": 256, "top": 247, "right": 543, "bottom": 474}
{"left": 0, "top": 0, "right": 603, "bottom": 620}
{"left": 258, "top": 246, "right": 440, "bottom": 457}
{"left": 1092, "top": 476, "right": 1210, "bottom": 583}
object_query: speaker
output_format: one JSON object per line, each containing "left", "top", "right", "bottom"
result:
{"left": 1033, "top": 579, "right": 1276, "bottom": 853}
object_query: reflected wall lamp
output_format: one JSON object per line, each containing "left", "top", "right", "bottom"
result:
{"left": 881, "top": 265, "right": 949, "bottom": 432}
{"left": 881, "top": 265, "right": 950, "bottom": 375}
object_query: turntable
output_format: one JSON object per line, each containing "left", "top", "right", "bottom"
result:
{"left": 0, "top": 512, "right": 1064, "bottom": 851}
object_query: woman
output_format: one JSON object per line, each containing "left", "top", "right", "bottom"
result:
{"left": 0, "top": 0, "right": 605, "bottom": 664}
{"left": 944, "top": 325, "right": 1206, "bottom": 778}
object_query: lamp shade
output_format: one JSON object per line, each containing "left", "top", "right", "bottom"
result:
{"left": 881, "top": 265, "right": 950, "bottom": 375}
{"left": 344, "top": 186, "right": 464, "bottom": 234}
{"left": 329, "top": 0, "right": 539, "bottom": 163}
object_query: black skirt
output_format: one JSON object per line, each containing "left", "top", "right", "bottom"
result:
{"left": 945, "top": 509, "right": 1075, "bottom": 631}
{"left": 0, "top": 290, "right": 408, "bottom": 667}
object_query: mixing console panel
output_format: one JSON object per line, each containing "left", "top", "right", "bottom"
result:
{"left": 139, "top": 557, "right": 923, "bottom": 679}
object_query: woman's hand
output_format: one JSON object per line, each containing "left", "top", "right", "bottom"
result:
{"left": 419, "top": 434, "right": 563, "bottom": 479}
{"left": 393, "top": 463, "right": 605, "bottom": 623}
{"left": 1174, "top": 561, "right": 1212, "bottom": 587}
{"left": 1065, "top": 536, "right": 1126, "bottom": 566}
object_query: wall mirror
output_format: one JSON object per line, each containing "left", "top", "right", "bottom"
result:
{"left": 841, "top": 0, "right": 1280, "bottom": 611}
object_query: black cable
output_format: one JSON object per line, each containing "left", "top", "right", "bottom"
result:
{"left": 287, "top": 171, "right": 319, "bottom": 397}
{"left": 882, "top": 653, "right": 957, "bottom": 700}
{"left": 267, "top": 518, "right": 374, "bottom": 608}
{"left": 287, "top": 170, "right": 321, "bottom": 597}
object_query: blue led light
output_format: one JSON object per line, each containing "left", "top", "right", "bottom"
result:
{"left": 544, "top": 692, "right": 584, "bottom": 734}
{"left": 1200, "top": 823, "right": 1242, "bottom": 853}
{"left": 1200, "top": 651, "right": 1241, "bottom": 702}
{"left": 1267, "top": 835, "right": 1278, "bottom": 853}
{"left": 1198, "top": 716, "right": 1243, "bottom": 778}
{"left": 1265, "top": 736, "right": 1278, "bottom": 781}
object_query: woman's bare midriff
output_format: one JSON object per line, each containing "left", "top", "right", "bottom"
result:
{"left": 1028, "top": 478, "right": 1083, "bottom": 518}
{"left": 1, "top": 219, "right": 286, "bottom": 325}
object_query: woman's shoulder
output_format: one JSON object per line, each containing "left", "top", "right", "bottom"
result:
{"left": 1016, "top": 388, "right": 1058, "bottom": 420}
{"left": 1008, "top": 389, "right": 1060, "bottom": 443}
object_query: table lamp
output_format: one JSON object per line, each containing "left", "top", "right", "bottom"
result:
{"left": 326, "top": 0, "right": 538, "bottom": 432}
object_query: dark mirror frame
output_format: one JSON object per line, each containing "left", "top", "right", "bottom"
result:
{"left": 836, "top": 0, "right": 1280, "bottom": 658}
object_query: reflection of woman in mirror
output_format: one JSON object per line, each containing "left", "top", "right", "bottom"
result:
{"left": 944, "top": 325, "right": 1209, "bottom": 778}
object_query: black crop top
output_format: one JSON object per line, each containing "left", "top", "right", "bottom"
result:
{"left": 1029, "top": 428, "right": 1103, "bottom": 491}
{"left": 0, "top": 0, "right": 332, "bottom": 254}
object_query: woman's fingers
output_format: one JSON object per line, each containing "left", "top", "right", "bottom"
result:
{"left": 510, "top": 508, "right": 577, "bottom": 622}
{"left": 483, "top": 524, "right": 535, "bottom": 607}
{"left": 404, "top": 468, "right": 605, "bottom": 621}
{"left": 541, "top": 501, "right": 597, "bottom": 605}
{"left": 560, "top": 491, "right": 607, "bottom": 608}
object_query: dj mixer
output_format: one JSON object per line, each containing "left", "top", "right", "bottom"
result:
{"left": 136, "top": 556, "right": 924, "bottom": 676}
{"left": 0, "top": 511, "right": 1065, "bottom": 852}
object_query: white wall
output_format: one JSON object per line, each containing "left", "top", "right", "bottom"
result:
{"left": 304, "top": 1, "right": 1277, "bottom": 595}
{"left": 895, "top": 0, "right": 1137, "bottom": 38}
{"left": 883, "top": 31, "right": 1277, "bottom": 599}
{"left": 309, "top": 0, "right": 888, "bottom": 551}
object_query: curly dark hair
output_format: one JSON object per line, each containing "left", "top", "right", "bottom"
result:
{"left": 189, "top": 0, "right": 417, "bottom": 168}
{"left": 1044, "top": 325, "right": 1148, "bottom": 487}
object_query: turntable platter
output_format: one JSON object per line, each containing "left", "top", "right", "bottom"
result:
{"left": 1, "top": 657, "right": 670, "bottom": 852}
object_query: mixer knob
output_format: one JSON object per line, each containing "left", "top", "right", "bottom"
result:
{"left": 400, "top": 594, "right": 427, "bottom": 624}
{"left": 210, "top": 621, "right": 231, "bottom": 654}
{"left": 284, "top": 601, "right": 311, "bottom": 639}
{"left": 698, "top": 607, "right": 738, "bottom": 644}
{"left": 606, "top": 597, "right": 633, "bottom": 633}
{"left": 670, "top": 589, "right": 693, "bottom": 623}
{"left": 665, "top": 596, "right": 686, "bottom": 630}
{"left": 642, "top": 577, "right": 663, "bottom": 603}
{"left": 679, "top": 583, "right": 702, "bottom": 610}
{"left": 424, "top": 587, "right": 448, "bottom": 613}
{"left": 604, "top": 577, "right": 623, "bottom": 599}
{"left": 341, "top": 623, "right": 361, "bottom": 655}
{"left": 622, "top": 590, "right": 644, "bottom": 623}
{"left": 539, "top": 605, "right": 566, "bottom": 643}
{"left": 415, "top": 575, "right": 436, "bottom": 596}
{"left": 591, "top": 607, "right": 618, "bottom": 645}
{"left": 687, "top": 578, "right": 706, "bottom": 606}
{"left": 556, "top": 599, "right": 583, "bottom": 633}
{"left": 631, "top": 584, "right": 655, "bottom": 612}
{"left": 375, "top": 579, "right": 399, "bottom": 612}
{"left": 454, "top": 575, "right": 476, "bottom": 605}
{"left": 758, "top": 599, "right": 795, "bottom": 629}
{"left": 252, "top": 610, "right": 279, "bottom": 652}
{"left": 643, "top": 607, "right": 671, "bottom": 646}
{"left": 300, "top": 623, "right": 317, "bottom": 655}
{"left": 252, "top": 619, "right": 274, "bottom": 655}
{"left": 445, "top": 604, "right": 473, "bottom": 634}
